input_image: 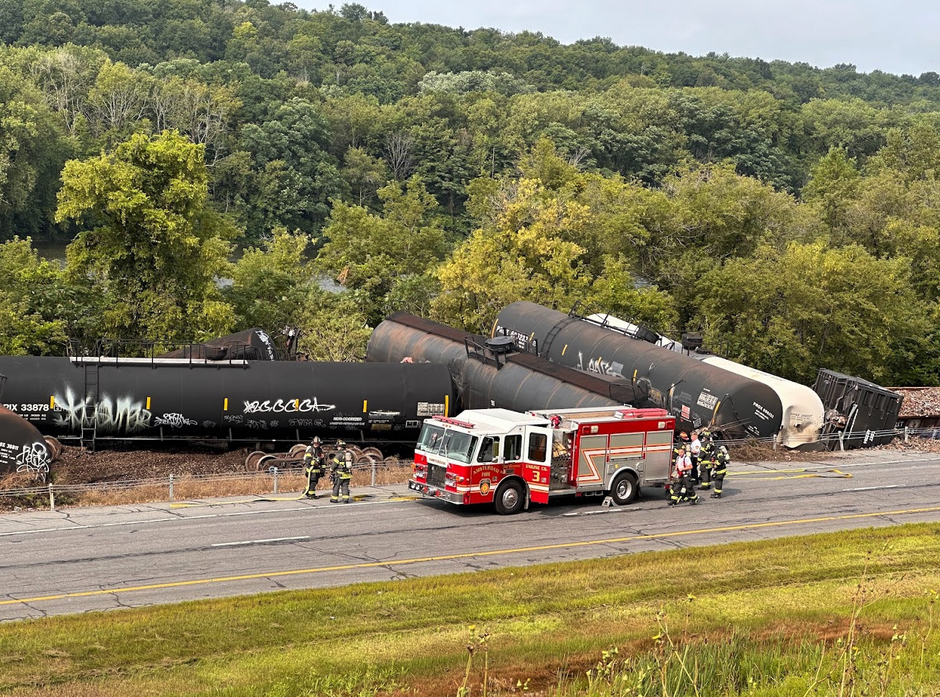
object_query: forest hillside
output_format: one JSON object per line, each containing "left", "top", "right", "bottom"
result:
{"left": 2, "top": 1, "right": 939, "bottom": 386}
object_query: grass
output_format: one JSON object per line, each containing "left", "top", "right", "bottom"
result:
{"left": 1, "top": 524, "right": 939, "bottom": 696}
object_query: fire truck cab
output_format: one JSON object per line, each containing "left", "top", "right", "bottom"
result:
{"left": 409, "top": 406, "right": 676, "bottom": 514}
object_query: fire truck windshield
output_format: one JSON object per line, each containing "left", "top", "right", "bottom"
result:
{"left": 442, "top": 430, "right": 478, "bottom": 464}
{"left": 417, "top": 423, "right": 447, "bottom": 453}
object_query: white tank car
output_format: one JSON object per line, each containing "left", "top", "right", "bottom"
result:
{"left": 587, "top": 313, "right": 684, "bottom": 353}
{"left": 698, "top": 356, "right": 824, "bottom": 448}
{"left": 585, "top": 314, "right": 825, "bottom": 448}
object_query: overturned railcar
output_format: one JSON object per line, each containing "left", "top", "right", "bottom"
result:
{"left": 493, "top": 302, "right": 787, "bottom": 443}
{"left": 585, "top": 313, "right": 825, "bottom": 447}
{"left": 0, "top": 374, "right": 53, "bottom": 478}
{"left": 814, "top": 369, "right": 902, "bottom": 448}
{"left": 366, "top": 313, "right": 637, "bottom": 411}
{"left": 0, "top": 404, "right": 52, "bottom": 478}
{"left": 0, "top": 356, "right": 456, "bottom": 447}
{"left": 159, "top": 328, "right": 279, "bottom": 361}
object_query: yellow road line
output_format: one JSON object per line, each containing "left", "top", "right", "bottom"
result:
{"left": 4, "top": 504, "right": 939, "bottom": 607}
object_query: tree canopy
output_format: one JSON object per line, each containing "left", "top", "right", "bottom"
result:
{"left": 56, "top": 130, "right": 234, "bottom": 344}
{"left": 1, "top": 2, "right": 940, "bottom": 385}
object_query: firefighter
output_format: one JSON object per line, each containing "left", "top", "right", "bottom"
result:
{"left": 689, "top": 430, "right": 702, "bottom": 483}
{"left": 302, "top": 436, "right": 324, "bottom": 498}
{"left": 668, "top": 446, "right": 698, "bottom": 505}
{"left": 698, "top": 438, "right": 716, "bottom": 490}
{"left": 673, "top": 431, "right": 690, "bottom": 459}
{"left": 710, "top": 445, "right": 730, "bottom": 498}
{"left": 330, "top": 440, "right": 353, "bottom": 503}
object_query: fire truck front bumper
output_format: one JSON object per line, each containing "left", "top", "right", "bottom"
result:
{"left": 408, "top": 479, "right": 465, "bottom": 504}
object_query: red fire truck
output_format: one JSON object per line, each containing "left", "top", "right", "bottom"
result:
{"left": 409, "top": 406, "right": 676, "bottom": 514}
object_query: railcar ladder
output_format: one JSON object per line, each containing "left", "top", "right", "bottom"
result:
{"left": 81, "top": 361, "right": 99, "bottom": 451}
{"left": 540, "top": 316, "right": 577, "bottom": 358}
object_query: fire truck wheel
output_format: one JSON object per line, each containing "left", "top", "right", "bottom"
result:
{"left": 610, "top": 471, "right": 639, "bottom": 505}
{"left": 494, "top": 480, "right": 525, "bottom": 515}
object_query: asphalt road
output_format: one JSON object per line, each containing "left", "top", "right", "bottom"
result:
{"left": 1, "top": 448, "right": 939, "bottom": 621}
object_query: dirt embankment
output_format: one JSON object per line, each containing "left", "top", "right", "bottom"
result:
{"left": 49, "top": 443, "right": 255, "bottom": 484}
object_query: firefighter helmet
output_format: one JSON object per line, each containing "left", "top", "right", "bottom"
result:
{"left": 312, "top": 436, "right": 321, "bottom": 445}
{"left": 336, "top": 439, "right": 347, "bottom": 448}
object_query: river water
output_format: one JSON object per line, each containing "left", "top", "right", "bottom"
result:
{"left": 30, "top": 241, "right": 342, "bottom": 292}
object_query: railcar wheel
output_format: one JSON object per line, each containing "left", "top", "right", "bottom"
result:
{"left": 43, "top": 435, "right": 63, "bottom": 460}
{"left": 610, "top": 471, "right": 638, "bottom": 506}
{"left": 360, "top": 447, "right": 384, "bottom": 461}
{"left": 288, "top": 443, "right": 307, "bottom": 458}
{"left": 494, "top": 480, "right": 525, "bottom": 515}
{"left": 245, "top": 450, "right": 268, "bottom": 471}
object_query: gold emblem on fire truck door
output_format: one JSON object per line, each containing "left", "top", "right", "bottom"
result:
{"left": 479, "top": 479, "right": 491, "bottom": 495}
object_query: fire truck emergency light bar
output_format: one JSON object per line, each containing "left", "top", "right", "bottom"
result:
{"left": 614, "top": 408, "right": 669, "bottom": 419}
{"left": 431, "top": 415, "right": 477, "bottom": 429}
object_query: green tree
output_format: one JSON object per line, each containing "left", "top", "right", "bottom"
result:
{"left": 237, "top": 97, "right": 343, "bottom": 237}
{"left": 0, "top": 62, "right": 71, "bottom": 240}
{"left": 317, "top": 177, "right": 447, "bottom": 323}
{"left": 802, "top": 147, "right": 861, "bottom": 233}
{"left": 431, "top": 176, "right": 592, "bottom": 333}
{"left": 225, "top": 228, "right": 313, "bottom": 336}
{"left": 56, "top": 130, "right": 235, "bottom": 345}
{"left": 297, "top": 292, "right": 372, "bottom": 361}
{"left": 584, "top": 256, "right": 678, "bottom": 335}
{"left": 341, "top": 145, "right": 388, "bottom": 207}
{"left": 0, "top": 238, "right": 70, "bottom": 355}
{"left": 695, "top": 241, "right": 932, "bottom": 384}
{"left": 85, "top": 59, "right": 149, "bottom": 144}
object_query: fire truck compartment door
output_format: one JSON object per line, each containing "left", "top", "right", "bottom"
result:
{"left": 644, "top": 429, "right": 674, "bottom": 482}
{"left": 526, "top": 427, "right": 551, "bottom": 503}
{"left": 577, "top": 434, "right": 607, "bottom": 489}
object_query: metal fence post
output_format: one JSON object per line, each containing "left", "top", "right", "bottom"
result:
{"left": 272, "top": 467, "right": 279, "bottom": 494}
{"left": 905, "top": 426, "right": 909, "bottom": 443}
{"left": 169, "top": 473, "right": 174, "bottom": 502}
{"left": 48, "top": 483, "right": 55, "bottom": 511}
{"left": 371, "top": 460, "right": 377, "bottom": 486}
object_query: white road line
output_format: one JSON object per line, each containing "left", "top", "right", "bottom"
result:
{"left": 844, "top": 485, "right": 900, "bottom": 492}
{"left": 0, "top": 496, "right": 405, "bottom": 538}
{"left": 212, "top": 536, "right": 310, "bottom": 547}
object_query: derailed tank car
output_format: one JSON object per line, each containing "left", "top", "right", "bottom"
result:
{"left": 0, "top": 404, "right": 53, "bottom": 478}
{"left": 0, "top": 356, "right": 456, "bottom": 446}
{"left": 0, "top": 374, "right": 53, "bottom": 478}
{"left": 366, "top": 313, "right": 638, "bottom": 411}
{"left": 493, "top": 301, "right": 785, "bottom": 443}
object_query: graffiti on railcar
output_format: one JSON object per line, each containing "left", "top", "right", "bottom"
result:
{"left": 242, "top": 397, "right": 336, "bottom": 414}
{"left": 52, "top": 389, "right": 153, "bottom": 434}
